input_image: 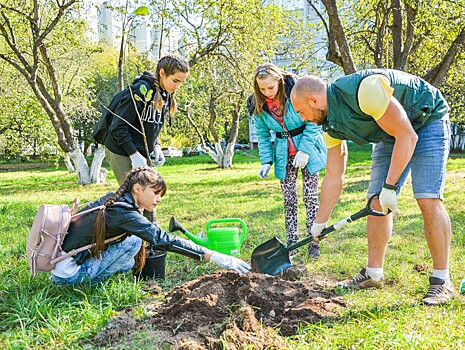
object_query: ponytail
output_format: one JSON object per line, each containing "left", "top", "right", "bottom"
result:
{"left": 152, "top": 54, "right": 189, "bottom": 115}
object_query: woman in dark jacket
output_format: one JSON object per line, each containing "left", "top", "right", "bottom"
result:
{"left": 94, "top": 54, "right": 190, "bottom": 185}
{"left": 51, "top": 168, "right": 250, "bottom": 285}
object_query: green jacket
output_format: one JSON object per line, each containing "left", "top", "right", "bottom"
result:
{"left": 249, "top": 77, "right": 327, "bottom": 181}
{"left": 324, "top": 69, "right": 450, "bottom": 145}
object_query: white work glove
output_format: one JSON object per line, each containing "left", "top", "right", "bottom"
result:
{"left": 293, "top": 150, "right": 309, "bottom": 168}
{"left": 379, "top": 185, "right": 399, "bottom": 219}
{"left": 209, "top": 251, "right": 251, "bottom": 274}
{"left": 258, "top": 164, "right": 271, "bottom": 179}
{"left": 311, "top": 222, "right": 327, "bottom": 243}
{"left": 129, "top": 151, "right": 147, "bottom": 168}
{"left": 152, "top": 144, "right": 165, "bottom": 166}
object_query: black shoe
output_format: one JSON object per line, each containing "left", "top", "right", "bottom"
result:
{"left": 422, "top": 277, "right": 455, "bottom": 306}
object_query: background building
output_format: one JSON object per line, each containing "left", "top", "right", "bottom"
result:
{"left": 81, "top": 0, "right": 178, "bottom": 60}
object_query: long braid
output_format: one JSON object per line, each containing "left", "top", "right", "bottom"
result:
{"left": 133, "top": 240, "right": 146, "bottom": 274}
{"left": 92, "top": 182, "right": 130, "bottom": 257}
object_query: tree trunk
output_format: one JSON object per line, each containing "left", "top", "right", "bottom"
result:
{"left": 68, "top": 148, "right": 91, "bottom": 185}
{"left": 320, "top": 0, "right": 357, "bottom": 74}
{"left": 423, "top": 29, "right": 465, "bottom": 87}
{"left": 450, "top": 123, "right": 465, "bottom": 153}
{"left": 63, "top": 154, "right": 75, "bottom": 173}
{"left": 90, "top": 146, "right": 107, "bottom": 184}
{"left": 221, "top": 143, "right": 235, "bottom": 168}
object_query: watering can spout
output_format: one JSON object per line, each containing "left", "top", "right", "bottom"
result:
{"left": 168, "top": 216, "right": 209, "bottom": 246}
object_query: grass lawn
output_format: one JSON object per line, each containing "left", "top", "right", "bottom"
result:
{"left": 1, "top": 144, "right": 465, "bottom": 349}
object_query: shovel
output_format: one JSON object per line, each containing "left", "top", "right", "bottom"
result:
{"left": 251, "top": 194, "right": 386, "bottom": 275}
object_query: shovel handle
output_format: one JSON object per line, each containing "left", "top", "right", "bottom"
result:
{"left": 285, "top": 193, "right": 386, "bottom": 252}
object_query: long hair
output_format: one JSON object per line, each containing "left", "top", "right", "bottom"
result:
{"left": 92, "top": 167, "right": 167, "bottom": 274}
{"left": 152, "top": 54, "right": 189, "bottom": 115}
{"left": 252, "top": 63, "right": 295, "bottom": 116}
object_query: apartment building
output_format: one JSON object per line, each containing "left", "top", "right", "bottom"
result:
{"left": 81, "top": 0, "right": 178, "bottom": 60}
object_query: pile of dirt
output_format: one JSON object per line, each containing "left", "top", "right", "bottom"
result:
{"left": 93, "top": 266, "right": 346, "bottom": 348}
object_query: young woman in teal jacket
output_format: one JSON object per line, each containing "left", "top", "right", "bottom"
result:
{"left": 248, "top": 63, "right": 327, "bottom": 258}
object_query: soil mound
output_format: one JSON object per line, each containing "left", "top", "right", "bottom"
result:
{"left": 94, "top": 266, "right": 345, "bottom": 348}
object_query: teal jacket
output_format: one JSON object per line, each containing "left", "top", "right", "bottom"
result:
{"left": 249, "top": 77, "right": 327, "bottom": 181}
{"left": 324, "top": 69, "right": 450, "bottom": 145}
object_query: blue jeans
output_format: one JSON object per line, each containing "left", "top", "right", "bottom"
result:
{"left": 368, "top": 115, "right": 450, "bottom": 199}
{"left": 52, "top": 235, "right": 142, "bottom": 285}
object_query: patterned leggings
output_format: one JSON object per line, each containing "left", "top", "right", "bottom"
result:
{"left": 280, "top": 156, "right": 320, "bottom": 246}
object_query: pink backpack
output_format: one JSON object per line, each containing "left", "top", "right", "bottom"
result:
{"left": 26, "top": 199, "right": 124, "bottom": 276}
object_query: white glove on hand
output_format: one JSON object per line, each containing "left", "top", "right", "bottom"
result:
{"left": 258, "top": 164, "right": 271, "bottom": 179}
{"left": 129, "top": 151, "right": 147, "bottom": 168}
{"left": 379, "top": 186, "right": 399, "bottom": 219}
{"left": 209, "top": 251, "right": 251, "bottom": 274}
{"left": 293, "top": 150, "right": 310, "bottom": 168}
{"left": 153, "top": 145, "right": 165, "bottom": 166}
{"left": 311, "top": 222, "right": 327, "bottom": 243}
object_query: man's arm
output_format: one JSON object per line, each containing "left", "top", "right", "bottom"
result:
{"left": 315, "top": 141, "right": 348, "bottom": 223}
{"left": 375, "top": 97, "right": 418, "bottom": 186}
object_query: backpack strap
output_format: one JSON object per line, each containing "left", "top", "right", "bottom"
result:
{"left": 50, "top": 233, "right": 126, "bottom": 265}
{"left": 50, "top": 201, "right": 133, "bottom": 265}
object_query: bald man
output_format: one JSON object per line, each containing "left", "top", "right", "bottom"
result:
{"left": 291, "top": 69, "right": 453, "bottom": 306}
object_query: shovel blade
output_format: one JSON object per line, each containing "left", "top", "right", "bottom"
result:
{"left": 251, "top": 237, "right": 292, "bottom": 275}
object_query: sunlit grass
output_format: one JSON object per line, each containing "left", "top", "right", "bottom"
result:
{"left": 1, "top": 145, "right": 465, "bottom": 349}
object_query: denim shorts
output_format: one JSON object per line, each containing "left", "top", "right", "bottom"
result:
{"left": 368, "top": 115, "right": 450, "bottom": 200}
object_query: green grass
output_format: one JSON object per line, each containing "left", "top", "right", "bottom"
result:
{"left": 1, "top": 145, "right": 465, "bottom": 349}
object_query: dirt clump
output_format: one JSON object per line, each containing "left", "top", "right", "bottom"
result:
{"left": 93, "top": 267, "right": 345, "bottom": 348}
{"left": 413, "top": 263, "right": 430, "bottom": 275}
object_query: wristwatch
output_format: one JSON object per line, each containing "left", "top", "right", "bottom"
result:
{"left": 383, "top": 182, "right": 398, "bottom": 191}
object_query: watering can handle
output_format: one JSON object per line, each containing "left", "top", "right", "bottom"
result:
{"left": 206, "top": 218, "right": 247, "bottom": 241}
{"left": 285, "top": 193, "right": 386, "bottom": 252}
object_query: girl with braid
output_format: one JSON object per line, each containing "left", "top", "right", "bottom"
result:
{"left": 51, "top": 168, "right": 251, "bottom": 285}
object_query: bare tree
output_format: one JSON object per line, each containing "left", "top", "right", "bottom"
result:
{"left": 0, "top": 0, "right": 104, "bottom": 184}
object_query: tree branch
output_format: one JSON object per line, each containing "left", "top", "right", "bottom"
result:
{"left": 423, "top": 28, "right": 465, "bottom": 87}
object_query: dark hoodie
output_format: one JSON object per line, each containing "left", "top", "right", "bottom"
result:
{"left": 103, "top": 71, "right": 171, "bottom": 157}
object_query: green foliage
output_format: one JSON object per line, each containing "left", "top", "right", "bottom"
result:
{"left": 160, "top": 0, "right": 321, "bottom": 147}
{"left": 133, "top": 6, "right": 149, "bottom": 16}
{"left": 325, "top": 0, "right": 465, "bottom": 124}
{"left": 0, "top": 64, "right": 59, "bottom": 160}
{"left": 1, "top": 147, "right": 465, "bottom": 348}
{"left": 345, "top": 0, "right": 465, "bottom": 72}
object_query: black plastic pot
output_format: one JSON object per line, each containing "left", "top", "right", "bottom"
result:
{"left": 140, "top": 248, "right": 167, "bottom": 280}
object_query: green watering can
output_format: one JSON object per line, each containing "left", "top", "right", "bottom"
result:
{"left": 169, "top": 217, "right": 247, "bottom": 256}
